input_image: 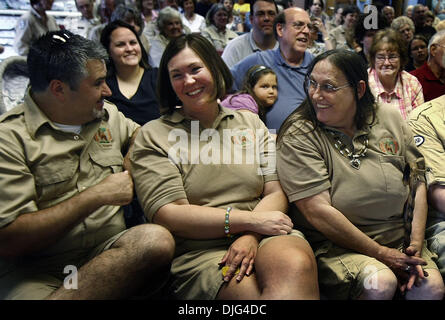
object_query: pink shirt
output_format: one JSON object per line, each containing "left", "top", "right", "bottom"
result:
{"left": 368, "top": 69, "right": 424, "bottom": 120}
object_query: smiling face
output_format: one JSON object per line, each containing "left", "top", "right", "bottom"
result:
{"left": 163, "top": 18, "right": 183, "bottom": 39}
{"left": 168, "top": 46, "right": 217, "bottom": 114}
{"left": 213, "top": 9, "right": 229, "bottom": 30}
{"left": 253, "top": 73, "right": 278, "bottom": 108}
{"left": 108, "top": 27, "right": 142, "bottom": 69}
{"left": 66, "top": 59, "right": 112, "bottom": 124}
{"left": 277, "top": 8, "right": 311, "bottom": 57}
{"left": 374, "top": 44, "right": 401, "bottom": 81}
{"left": 309, "top": 59, "right": 357, "bottom": 133}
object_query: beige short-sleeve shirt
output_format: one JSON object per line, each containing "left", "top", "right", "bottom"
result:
{"left": 131, "top": 106, "right": 277, "bottom": 255}
{"left": 0, "top": 91, "right": 139, "bottom": 265}
{"left": 277, "top": 105, "right": 424, "bottom": 245}
{"left": 409, "top": 95, "right": 445, "bottom": 219}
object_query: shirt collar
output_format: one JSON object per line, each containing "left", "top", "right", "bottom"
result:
{"left": 162, "top": 104, "right": 235, "bottom": 128}
{"left": 249, "top": 31, "right": 279, "bottom": 52}
{"left": 370, "top": 69, "right": 402, "bottom": 99}
{"left": 274, "top": 47, "right": 313, "bottom": 70}
{"left": 24, "top": 88, "right": 110, "bottom": 139}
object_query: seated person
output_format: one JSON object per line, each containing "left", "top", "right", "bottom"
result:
{"left": 409, "top": 94, "right": 445, "bottom": 282}
{"left": 0, "top": 30, "right": 174, "bottom": 300}
{"left": 276, "top": 49, "right": 444, "bottom": 300}
{"left": 221, "top": 64, "right": 277, "bottom": 124}
{"left": 100, "top": 20, "right": 160, "bottom": 126}
{"left": 367, "top": 29, "right": 424, "bottom": 120}
{"left": 130, "top": 34, "right": 320, "bottom": 300}
{"left": 201, "top": 3, "right": 238, "bottom": 55}
{"left": 14, "top": 0, "right": 59, "bottom": 56}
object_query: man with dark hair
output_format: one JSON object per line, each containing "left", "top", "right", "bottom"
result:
{"left": 13, "top": 0, "right": 60, "bottom": 56}
{"left": 0, "top": 30, "right": 175, "bottom": 299}
{"left": 231, "top": 7, "right": 313, "bottom": 130}
{"left": 222, "top": 0, "right": 279, "bottom": 68}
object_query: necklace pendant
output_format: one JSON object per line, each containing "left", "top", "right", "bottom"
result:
{"left": 350, "top": 158, "right": 361, "bottom": 170}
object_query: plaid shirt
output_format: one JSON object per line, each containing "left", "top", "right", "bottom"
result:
{"left": 368, "top": 69, "right": 424, "bottom": 120}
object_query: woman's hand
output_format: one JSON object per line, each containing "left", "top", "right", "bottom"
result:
{"left": 219, "top": 234, "right": 258, "bottom": 282}
{"left": 250, "top": 211, "right": 293, "bottom": 236}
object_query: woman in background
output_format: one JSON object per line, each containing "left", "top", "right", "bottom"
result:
{"left": 368, "top": 29, "right": 424, "bottom": 120}
{"left": 101, "top": 20, "right": 159, "bottom": 126}
{"left": 202, "top": 3, "right": 238, "bottom": 55}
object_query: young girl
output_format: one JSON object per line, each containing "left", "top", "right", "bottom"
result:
{"left": 221, "top": 65, "right": 277, "bottom": 123}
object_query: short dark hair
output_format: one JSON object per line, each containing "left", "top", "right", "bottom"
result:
{"left": 277, "top": 49, "right": 376, "bottom": 142}
{"left": 157, "top": 34, "right": 233, "bottom": 115}
{"left": 100, "top": 20, "right": 150, "bottom": 74}
{"left": 308, "top": 0, "right": 324, "bottom": 10}
{"left": 342, "top": 4, "right": 360, "bottom": 17}
{"left": 273, "top": 10, "right": 286, "bottom": 40}
{"left": 28, "top": 30, "right": 108, "bottom": 92}
{"left": 250, "top": 0, "right": 279, "bottom": 16}
{"left": 369, "top": 28, "right": 409, "bottom": 71}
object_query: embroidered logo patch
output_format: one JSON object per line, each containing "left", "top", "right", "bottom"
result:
{"left": 414, "top": 135, "right": 425, "bottom": 147}
{"left": 231, "top": 128, "right": 255, "bottom": 148}
{"left": 379, "top": 137, "right": 399, "bottom": 155}
{"left": 94, "top": 127, "right": 113, "bottom": 144}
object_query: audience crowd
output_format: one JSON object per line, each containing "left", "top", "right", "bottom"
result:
{"left": 3, "top": 0, "right": 445, "bottom": 300}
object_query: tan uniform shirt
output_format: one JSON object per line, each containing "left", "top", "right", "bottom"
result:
{"left": 277, "top": 105, "right": 424, "bottom": 246}
{"left": 201, "top": 25, "right": 238, "bottom": 53}
{"left": 409, "top": 94, "right": 445, "bottom": 219}
{"left": 14, "top": 7, "right": 60, "bottom": 56}
{"left": 0, "top": 90, "right": 139, "bottom": 274}
{"left": 131, "top": 106, "right": 277, "bottom": 256}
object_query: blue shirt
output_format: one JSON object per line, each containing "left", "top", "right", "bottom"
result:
{"left": 231, "top": 48, "right": 314, "bottom": 131}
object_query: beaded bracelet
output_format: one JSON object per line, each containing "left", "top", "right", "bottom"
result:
{"left": 224, "top": 206, "right": 232, "bottom": 238}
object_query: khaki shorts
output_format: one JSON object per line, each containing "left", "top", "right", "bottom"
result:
{"left": 168, "top": 229, "right": 306, "bottom": 300}
{"left": 315, "top": 240, "right": 439, "bottom": 300}
{"left": 0, "top": 230, "right": 127, "bottom": 300}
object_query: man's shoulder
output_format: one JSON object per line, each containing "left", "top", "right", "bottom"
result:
{"left": 0, "top": 104, "right": 25, "bottom": 126}
{"left": 409, "top": 95, "right": 445, "bottom": 122}
{"left": 226, "top": 32, "right": 250, "bottom": 46}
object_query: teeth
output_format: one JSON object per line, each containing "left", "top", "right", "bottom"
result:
{"left": 187, "top": 88, "right": 202, "bottom": 96}
{"left": 317, "top": 104, "right": 330, "bottom": 109}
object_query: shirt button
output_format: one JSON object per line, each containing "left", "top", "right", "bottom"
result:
{"left": 74, "top": 135, "right": 80, "bottom": 140}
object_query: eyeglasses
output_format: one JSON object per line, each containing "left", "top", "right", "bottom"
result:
{"left": 434, "top": 44, "right": 445, "bottom": 49}
{"left": 306, "top": 77, "right": 350, "bottom": 94}
{"left": 375, "top": 54, "right": 400, "bottom": 63}
{"left": 289, "top": 21, "right": 314, "bottom": 32}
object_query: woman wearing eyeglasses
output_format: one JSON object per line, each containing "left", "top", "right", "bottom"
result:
{"left": 368, "top": 29, "right": 424, "bottom": 120}
{"left": 276, "top": 49, "right": 444, "bottom": 300}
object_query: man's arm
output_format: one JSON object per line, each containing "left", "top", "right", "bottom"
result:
{"left": 0, "top": 171, "right": 133, "bottom": 258}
